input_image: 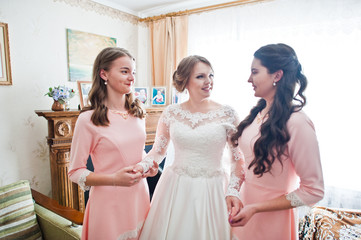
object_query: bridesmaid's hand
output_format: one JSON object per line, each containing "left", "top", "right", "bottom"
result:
{"left": 226, "top": 196, "right": 243, "bottom": 221}
{"left": 113, "top": 166, "right": 142, "bottom": 187}
{"left": 142, "top": 161, "right": 159, "bottom": 178}
{"left": 229, "top": 204, "right": 256, "bottom": 227}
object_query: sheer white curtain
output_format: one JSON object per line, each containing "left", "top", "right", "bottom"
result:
{"left": 188, "top": 0, "right": 361, "bottom": 208}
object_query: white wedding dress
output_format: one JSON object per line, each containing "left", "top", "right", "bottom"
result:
{"left": 139, "top": 104, "right": 245, "bottom": 240}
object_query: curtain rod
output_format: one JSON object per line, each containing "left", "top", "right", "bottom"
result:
{"left": 139, "top": 0, "right": 271, "bottom": 22}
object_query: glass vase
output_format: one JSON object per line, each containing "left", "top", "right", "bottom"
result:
{"left": 64, "top": 99, "right": 70, "bottom": 110}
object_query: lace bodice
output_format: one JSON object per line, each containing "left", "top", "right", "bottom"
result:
{"left": 138, "top": 104, "right": 245, "bottom": 198}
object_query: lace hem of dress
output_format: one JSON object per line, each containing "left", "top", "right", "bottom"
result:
{"left": 286, "top": 192, "right": 306, "bottom": 207}
{"left": 117, "top": 221, "right": 143, "bottom": 240}
{"left": 78, "top": 170, "right": 91, "bottom": 191}
{"left": 172, "top": 165, "right": 225, "bottom": 178}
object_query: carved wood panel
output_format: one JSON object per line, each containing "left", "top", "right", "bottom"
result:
{"left": 36, "top": 110, "right": 84, "bottom": 212}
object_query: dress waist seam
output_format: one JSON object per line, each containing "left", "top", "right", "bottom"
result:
{"left": 169, "top": 165, "right": 226, "bottom": 178}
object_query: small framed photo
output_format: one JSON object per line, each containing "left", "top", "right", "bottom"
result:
{"left": 152, "top": 87, "right": 166, "bottom": 106}
{"left": 77, "top": 81, "right": 92, "bottom": 109}
{"left": 134, "top": 87, "right": 148, "bottom": 104}
{"left": 172, "top": 87, "right": 189, "bottom": 104}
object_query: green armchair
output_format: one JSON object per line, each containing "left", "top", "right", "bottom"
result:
{"left": 0, "top": 180, "right": 83, "bottom": 240}
{"left": 32, "top": 188, "right": 83, "bottom": 240}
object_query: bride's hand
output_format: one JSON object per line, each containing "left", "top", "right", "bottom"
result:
{"left": 226, "top": 196, "right": 243, "bottom": 221}
{"left": 142, "top": 161, "right": 159, "bottom": 178}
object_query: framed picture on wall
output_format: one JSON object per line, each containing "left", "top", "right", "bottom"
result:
{"left": 134, "top": 87, "right": 148, "bottom": 105}
{"left": 0, "top": 22, "right": 12, "bottom": 86}
{"left": 77, "top": 81, "right": 92, "bottom": 109}
{"left": 66, "top": 29, "right": 116, "bottom": 82}
{"left": 151, "top": 87, "right": 166, "bottom": 106}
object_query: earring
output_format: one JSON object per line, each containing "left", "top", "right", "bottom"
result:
{"left": 273, "top": 82, "right": 276, "bottom": 87}
{"left": 104, "top": 81, "right": 108, "bottom": 85}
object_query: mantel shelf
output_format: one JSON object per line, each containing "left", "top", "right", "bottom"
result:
{"left": 35, "top": 110, "right": 81, "bottom": 119}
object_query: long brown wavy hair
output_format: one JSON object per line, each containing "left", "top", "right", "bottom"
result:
{"left": 81, "top": 47, "right": 145, "bottom": 126}
{"left": 231, "top": 43, "right": 308, "bottom": 176}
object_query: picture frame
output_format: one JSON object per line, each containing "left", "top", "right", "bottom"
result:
{"left": 171, "top": 87, "right": 189, "bottom": 104}
{"left": 134, "top": 87, "right": 148, "bottom": 105}
{"left": 151, "top": 87, "right": 166, "bottom": 106}
{"left": 77, "top": 81, "right": 92, "bottom": 109}
{"left": 0, "top": 22, "right": 12, "bottom": 86}
{"left": 67, "top": 29, "right": 116, "bottom": 82}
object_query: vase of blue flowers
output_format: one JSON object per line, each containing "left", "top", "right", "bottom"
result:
{"left": 46, "top": 86, "right": 75, "bottom": 111}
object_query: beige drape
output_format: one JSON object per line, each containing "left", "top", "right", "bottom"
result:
{"left": 149, "top": 15, "right": 188, "bottom": 104}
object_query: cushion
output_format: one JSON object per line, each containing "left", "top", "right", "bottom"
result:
{"left": 299, "top": 206, "right": 361, "bottom": 239}
{"left": 35, "top": 204, "right": 82, "bottom": 240}
{"left": 0, "top": 180, "right": 42, "bottom": 240}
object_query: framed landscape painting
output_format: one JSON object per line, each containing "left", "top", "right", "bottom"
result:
{"left": 67, "top": 29, "right": 116, "bottom": 82}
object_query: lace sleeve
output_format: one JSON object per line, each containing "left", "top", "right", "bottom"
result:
{"left": 286, "top": 192, "right": 306, "bottom": 207}
{"left": 137, "top": 110, "right": 171, "bottom": 172}
{"left": 78, "top": 170, "right": 91, "bottom": 191}
{"left": 226, "top": 143, "right": 245, "bottom": 199}
{"left": 225, "top": 113, "right": 245, "bottom": 199}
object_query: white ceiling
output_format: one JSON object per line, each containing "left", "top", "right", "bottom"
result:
{"left": 92, "top": 0, "right": 235, "bottom": 18}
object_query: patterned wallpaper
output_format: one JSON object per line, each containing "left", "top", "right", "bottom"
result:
{"left": 0, "top": 0, "right": 150, "bottom": 196}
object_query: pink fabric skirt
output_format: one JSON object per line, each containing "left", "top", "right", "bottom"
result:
{"left": 82, "top": 179, "right": 150, "bottom": 240}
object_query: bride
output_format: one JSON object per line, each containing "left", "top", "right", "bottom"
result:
{"left": 135, "top": 55, "right": 245, "bottom": 240}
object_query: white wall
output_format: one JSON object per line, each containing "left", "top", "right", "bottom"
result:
{"left": 0, "top": 0, "right": 151, "bottom": 195}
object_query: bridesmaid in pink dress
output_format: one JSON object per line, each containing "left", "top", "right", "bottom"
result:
{"left": 230, "top": 43, "right": 324, "bottom": 240}
{"left": 68, "top": 47, "right": 157, "bottom": 240}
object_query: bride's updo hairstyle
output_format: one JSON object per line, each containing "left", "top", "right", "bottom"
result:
{"left": 173, "top": 55, "right": 213, "bottom": 92}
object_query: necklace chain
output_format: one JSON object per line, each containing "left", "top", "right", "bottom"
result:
{"left": 110, "top": 110, "right": 129, "bottom": 119}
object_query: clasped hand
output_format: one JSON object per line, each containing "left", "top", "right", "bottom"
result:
{"left": 111, "top": 162, "right": 158, "bottom": 187}
{"left": 133, "top": 161, "right": 159, "bottom": 178}
{"left": 112, "top": 166, "right": 142, "bottom": 187}
{"left": 227, "top": 202, "right": 256, "bottom": 227}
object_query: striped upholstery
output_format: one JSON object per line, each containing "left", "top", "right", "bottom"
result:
{"left": 0, "top": 180, "right": 42, "bottom": 240}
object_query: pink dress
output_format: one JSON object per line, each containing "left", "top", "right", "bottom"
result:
{"left": 68, "top": 110, "right": 150, "bottom": 240}
{"left": 233, "top": 111, "right": 324, "bottom": 240}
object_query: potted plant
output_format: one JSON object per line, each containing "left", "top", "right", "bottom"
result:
{"left": 45, "top": 86, "right": 75, "bottom": 111}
